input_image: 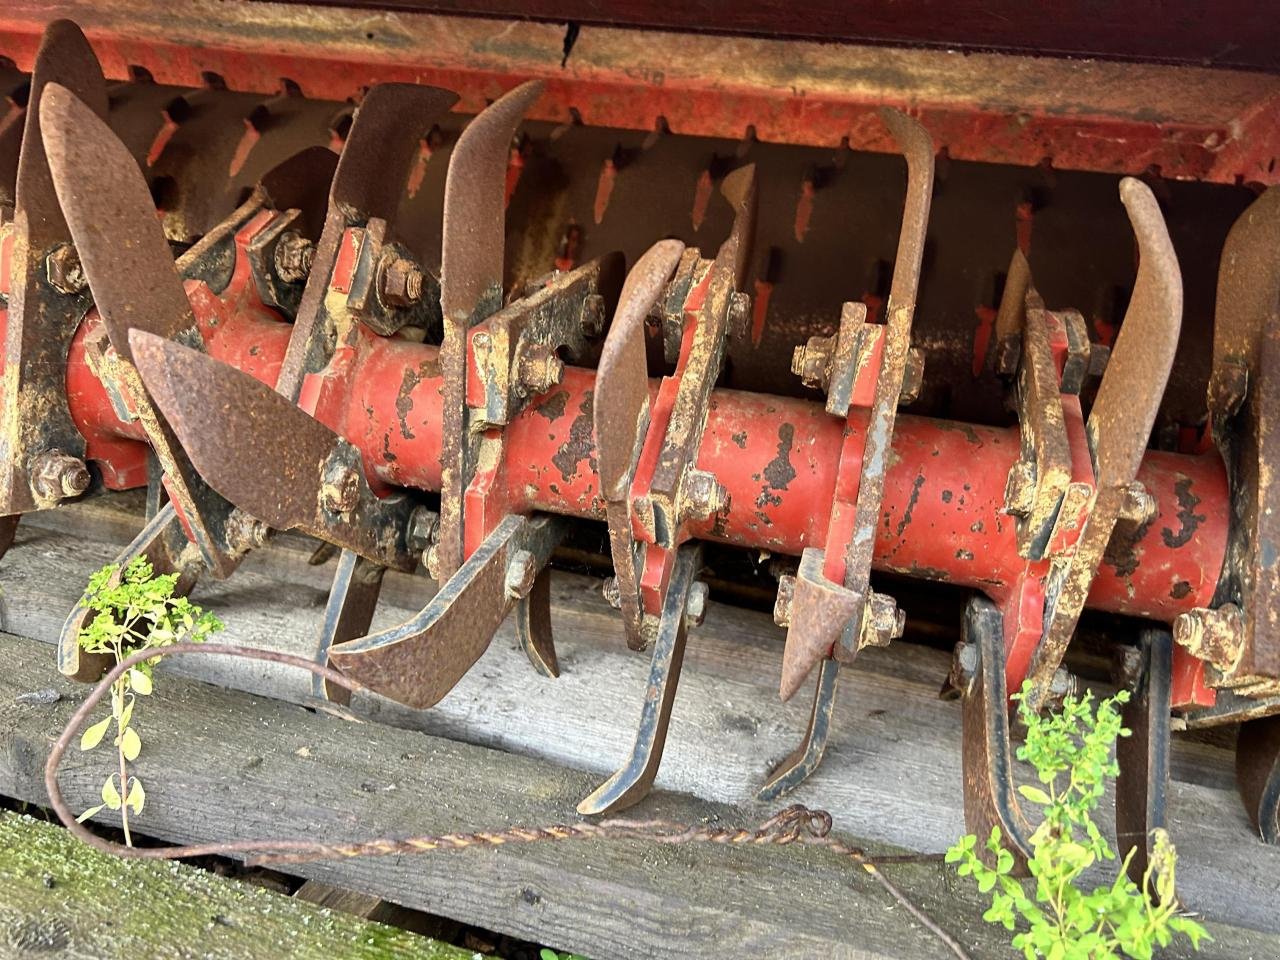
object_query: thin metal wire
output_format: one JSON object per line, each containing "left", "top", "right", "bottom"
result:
{"left": 45, "top": 641, "right": 971, "bottom": 959}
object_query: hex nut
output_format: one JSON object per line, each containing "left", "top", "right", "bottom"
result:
{"left": 516, "top": 344, "right": 565, "bottom": 397}
{"left": 273, "top": 231, "right": 316, "bottom": 284}
{"left": 46, "top": 244, "right": 88, "bottom": 295}
{"left": 727, "top": 290, "right": 752, "bottom": 340}
{"left": 30, "top": 451, "right": 90, "bottom": 503}
{"left": 505, "top": 549, "right": 538, "bottom": 600}
{"left": 773, "top": 573, "right": 796, "bottom": 628}
{"left": 1118, "top": 481, "right": 1157, "bottom": 525}
{"left": 379, "top": 255, "right": 425, "bottom": 308}
{"left": 1173, "top": 604, "right": 1245, "bottom": 674}
{"left": 601, "top": 576, "right": 622, "bottom": 610}
{"left": 226, "top": 509, "right": 270, "bottom": 552}
{"left": 406, "top": 506, "right": 440, "bottom": 554}
{"left": 683, "top": 469, "right": 728, "bottom": 522}
{"left": 685, "top": 580, "right": 709, "bottom": 627}
{"left": 899, "top": 347, "right": 925, "bottom": 405}
{"left": 791, "top": 335, "right": 835, "bottom": 391}
{"left": 859, "top": 591, "right": 904, "bottom": 649}
{"left": 320, "top": 465, "right": 360, "bottom": 514}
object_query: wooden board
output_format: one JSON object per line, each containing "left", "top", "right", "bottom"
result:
{"left": 4, "top": 631, "right": 1279, "bottom": 960}
{"left": 1, "top": 496, "right": 1279, "bottom": 944}
{"left": 0, "top": 810, "right": 469, "bottom": 959}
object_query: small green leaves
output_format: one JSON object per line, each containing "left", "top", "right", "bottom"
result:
{"left": 949, "top": 682, "right": 1208, "bottom": 958}
{"left": 80, "top": 716, "right": 111, "bottom": 751}
{"left": 101, "top": 776, "right": 122, "bottom": 810}
{"left": 120, "top": 726, "right": 141, "bottom": 762}
{"left": 128, "top": 669, "right": 152, "bottom": 695}
{"left": 126, "top": 777, "right": 145, "bottom": 815}
{"left": 74, "top": 558, "right": 223, "bottom": 841}
{"left": 76, "top": 804, "right": 105, "bottom": 823}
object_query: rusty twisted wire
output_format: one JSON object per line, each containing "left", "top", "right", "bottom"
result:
{"left": 45, "top": 642, "right": 970, "bottom": 960}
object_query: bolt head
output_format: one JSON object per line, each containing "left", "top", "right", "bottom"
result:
{"left": 379, "top": 255, "right": 425, "bottom": 308}
{"left": 685, "top": 581, "right": 709, "bottom": 627}
{"left": 505, "top": 549, "right": 538, "bottom": 599}
{"left": 727, "top": 290, "right": 751, "bottom": 340}
{"left": 683, "top": 468, "right": 728, "bottom": 522}
{"left": 227, "top": 509, "right": 270, "bottom": 552}
{"left": 320, "top": 465, "right": 360, "bottom": 514}
{"left": 517, "top": 344, "right": 564, "bottom": 397}
{"left": 273, "top": 231, "right": 316, "bottom": 284}
{"left": 406, "top": 506, "right": 440, "bottom": 554}
{"left": 791, "top": 335, "right": 834, "bottom": 390}
{"left": 860, "top": 591, "right": 904, "bottom": 649}
{"left": 1003, "top": 460, "right": 1036, "bottom": 517}
{"left": 30, "top": 451, "right": 90, "bottom": 503}
{"left": 602, "top": 576, "right": 622, "bottom": 610}
{"left": 46, "top": 244, "right": 87, "bottom": 295}
{"left": 773, "top": 573, "right": 796, "bottom": 628}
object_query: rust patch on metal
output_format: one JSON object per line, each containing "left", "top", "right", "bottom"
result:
{"left": 731, "top": 430, "right": 747, "bottom": 449}
{"left": 1160, "top": 477, "right": 1204, "bottom": 549}
{"left": 551, "top": 388, "right": 596, "bottom": 483}
{"left": 395, "top": 364, "right": 422, "bottom": 440}
{"left": 535, "top": 388, "right": 569, "bottom": 422}
{"left": 895, "top": 474, "right": 926, "bottom": 538}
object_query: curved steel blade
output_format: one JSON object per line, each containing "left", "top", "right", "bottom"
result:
{"left": 129, "top": 330, "right": 412, "bottom": 568}
{"left": 41, "top": 82, "right": 196, "bottom": 362}
{"left": 437, "top": 80, "right": 544, "bottom": 582}
{"left": 279, "top": 83, "right": 459, "bottom": 400}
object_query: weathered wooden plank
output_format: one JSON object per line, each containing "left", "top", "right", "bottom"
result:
{"left": 3, "top": 497, "right": 1279, "bottom": 937}
{"left": 0, "top": 811, "right": 470, "bottom": 959}
{"left": 3, "top": 632, "right": 1275, "bottom": 960}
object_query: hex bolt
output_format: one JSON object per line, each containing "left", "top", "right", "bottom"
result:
{"left": 505, "top": 549, "right": 538, "bottom": 600}
{"left": 1118, "top": 480, "right": 1156, "bottom": 525}
{"left": 406, "top": 506, "right": 440, "bottom": 555}
{"left": 601, "top": 576, "right": 622, "bottom": 610}
{"left": 30, "top": 451, "right": 91, "bottom": 503}
{"left": 726, "top": 290, "right": 752, "bottom": 340}
{"left": 1173, "top": 603, "right": 1245, "bottom": 674}
{"left": 685, "top": 580, "right": 709, "bottom": 627}
{"left": 46, "top": 243, "right": 88, "bottom": 295}
{"left": 579, "top": 293, "right": 606, "bottom": 337}
{"left": 773, "top": 573, "right": 796, "bottom": 628}
{"left": 273, "top": 231, "right": 316, "bottom": 284}
{"left": 859, "top": 591, "right": 904, "bottom": 649}
{"left": 1002, "top": 459, "right": 1036, "bottom": 518}
{"left": 378, "top": 255, "right": 425, "bottom": 308}
{"left": 791, "top": 335, "right": 835, "bottom": 391}
{"left": 516, "top": 344, "right": 565, "bottom": 397}
{"left": 226, "top": 509, "right": 270, "bottom": 552}
{"left": 683, "top": 468, "right": 728, "bottom": 522}
{"left": 319, "top": 465, "right": 360, "bottom": 514}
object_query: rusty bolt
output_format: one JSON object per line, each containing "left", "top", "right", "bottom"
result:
{"left": 1002, "top": 460, "right": 1036, "bottom": 518}
{"left": 273, "top": 231, "right": 316, "bottom": 284}
{"left": 602, "top": 576, "right": 622, "bottom": 610}
{"left": 579, "top": 293, "right": 606, "bottom": 337}
{"left": 425, "top": 544, "right": 442, "bottom": 581}
{"left": 505, "top": 549, "right": 538, "bottom": 600}
{"left": 406, "top": 506, "right": 440, "bottom": 555}
{"left": 773, "top": 573, "right": 796, "bottom": 628}
{"left": 858, "top": 591, "right": 905, "bottom": 650}
{"left": 683, "top": 468, "right": 728, "bottom": 522}
{"left": 1173, "top": 603, "right": 1245, "bottom": 674}
{"left": 791, "top": 335, "right": 835, "bottom": 391}
{"left": 1118, "top": 480, "right": 1157, "bottom": 525}
{"left": 685, "top": 580, "right": 709, "bottom": 627}
{"left": 516, "top": 344, "right": 565, "bottom": 397}
{"left": 226, "top": 509, "right": 270, "bottom": 552}
{"left": 30, "top": 451, "right": 91, "bottom": 503}
{"left": 1045, "top": 668, "right": 1078, "bottom": 710}
{"left": 727, "top": 290, "right": 752, "bottom": 340}
{"left": 46, "top": 243, "right": 88, "bottom": 295}
{"left": 899, "top": 347, "right": 925, "bottom": 405}
{"left": 378, "top": 255, "right": 425, "bottom": 308}
{"left": 320, "top": 465, "right": 360, "bottom": 514}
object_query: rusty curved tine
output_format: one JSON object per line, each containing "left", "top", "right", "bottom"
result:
{"left": 959, "top": 597, "right": 1033, "bottom": 869}
{"left": 595, "top": 239, "right": 686, "bottom": 650}
{"left": 1023, "top": 178, "right": 1182, "bottom": 710}
{"left": 1, "top": 21, "right": 106, "bottom": 517}
{"left": 315, "top": 550, "right": 387, "bottom": 704}
{"left": 57, "top": 502, "right": 197, "bottom": 682}
{"left": 257, "top": 145, "right": 339, "bottom": 239}
{"left": 130, "top": 331, "right": 415, "bottom": 570}
{"left": 437, "top": 81, "right": 545, "bottom": 583}
{"left": 578, "top": 546, "right": 700, "bottom": 816}
{"left": 329, "top": 514, "right": 563, "bottom": 709}
{"left": 778, "top": 108, "right": 934, "bottom": 703}
{"left": 1115, "top": 630, "right": 1173, "bottom": 889}
{"left": 1237, "top": 713, "right": 1280, "bottom": 844}
{"left": 278, "top": 83, "right": 458, "bottom": 400}
{"left": 757, "top": 657, "right": 840, "bottom": 802}
{"left": 516, "top": 567, "right": 559, "bottom": 679}
{"left": 1209, "top": 186, "right": 1280, "bottom": 424}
